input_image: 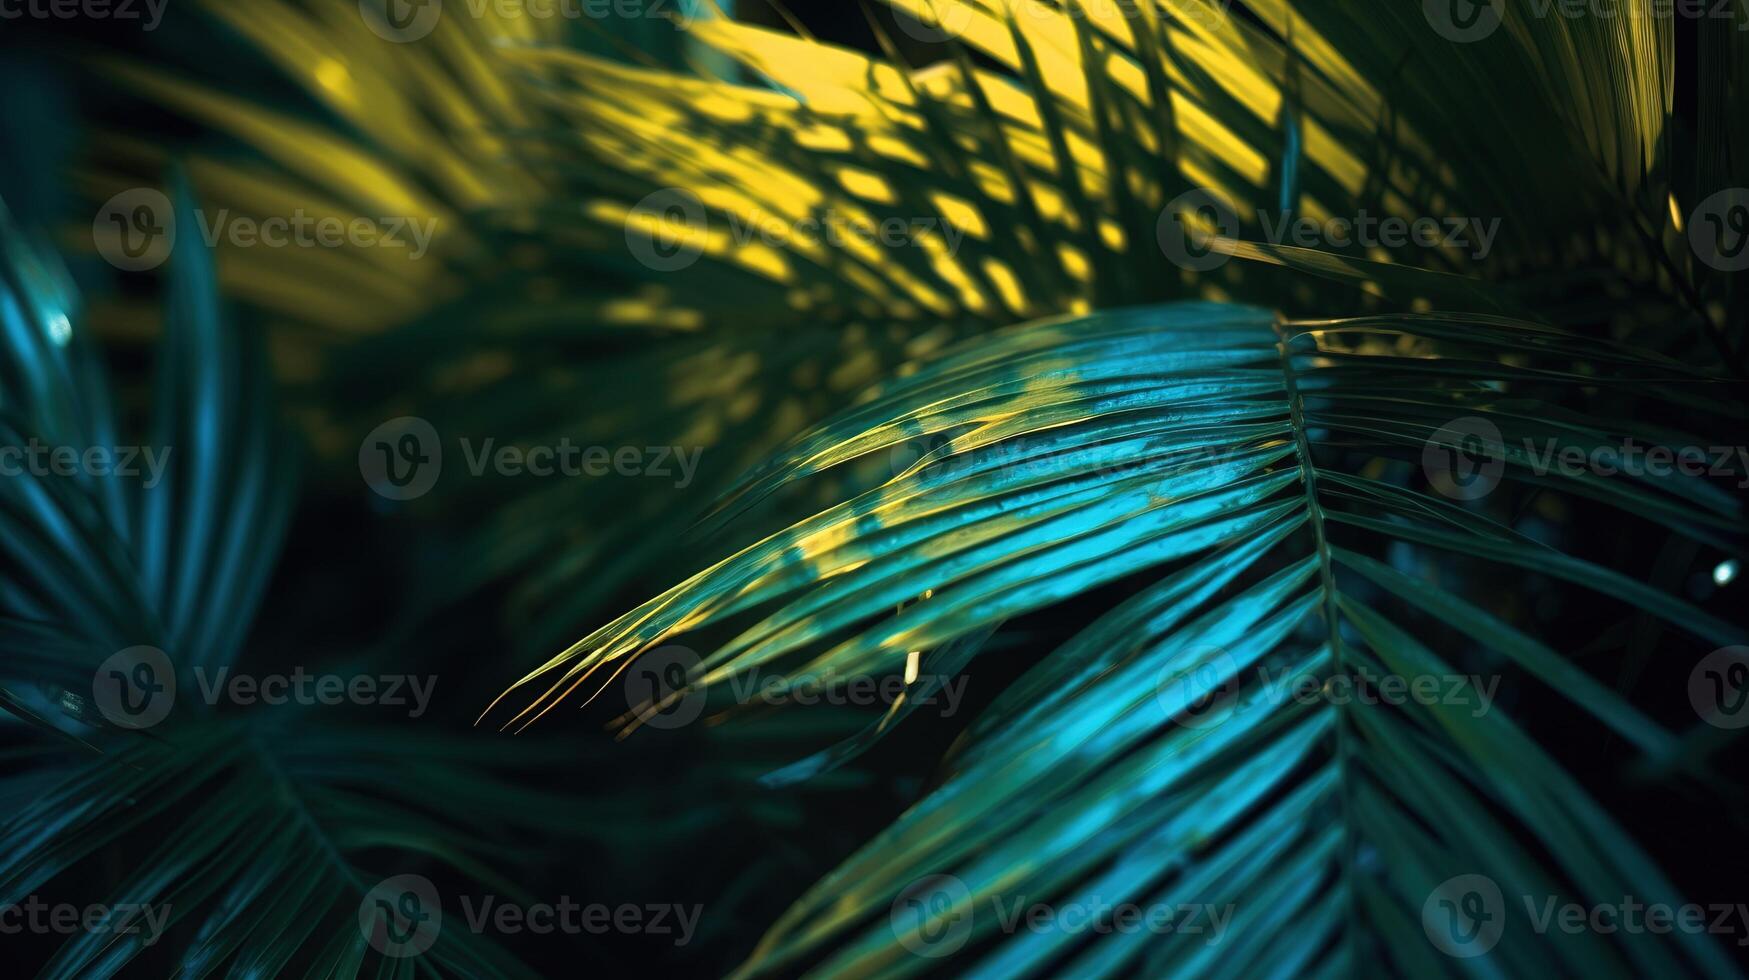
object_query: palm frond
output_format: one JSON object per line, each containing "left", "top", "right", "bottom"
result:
{"left": 491, "top": 301, "right": 1744, "bottom": 975}
{"left": 67, "top": 0, "right": 1733, "bottom": 646}
{"left": 1, "top": 189, "right": 573, "bottom": 977}
{"left": 16, "top": 3, "right": 1744, "bottom": 974}
{"left": 1, "top": 177, "right": 292, "bottom": 672}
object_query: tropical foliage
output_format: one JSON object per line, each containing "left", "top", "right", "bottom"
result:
{"left": 1, "top": 0, "right": 1745, "bottom": 977}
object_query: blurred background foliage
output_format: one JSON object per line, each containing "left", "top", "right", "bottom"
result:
{"left": 0, "top": 0, "right": 1746, "bottom": 976}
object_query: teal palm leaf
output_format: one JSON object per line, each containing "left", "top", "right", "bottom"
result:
{"left": 0, "top": 188, "right": 583, "bottom": 978}
{"left": 492, "top": 301, "right": 1744, "bottom": 976}
{"left": 29, "top": 2, "right": 1748, "bottom": 974}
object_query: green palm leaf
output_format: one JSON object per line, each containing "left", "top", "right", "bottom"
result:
{"left": 27, "top": 2, "right": 1747, "bottom": 975}
{"left": 0, "top": 187, "right": 585, "bottom": 978}
{"left": 491, "top": 300, "right": 1743, "bottom": 976}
